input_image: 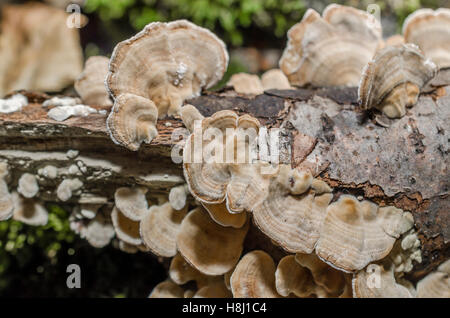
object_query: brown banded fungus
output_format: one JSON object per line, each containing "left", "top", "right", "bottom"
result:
{"left": 12, "top": 192, "right": 48, "bottom": 226}
{"left": 315, "top": 195, "right": 414, "bottom": 272}
{"left": 403, "top": 8, "right": 450, "bottom": 69}
{"left": 253, "top": 165, "right": 332, "bottom": 254}
{"left": 358, "top": 44, "right": 437, "bottom": 118}
{"left": 230, "top": 250, "right": 280, "bottom": 298}
{"left": 183, "top": 110, "right": 269, "bottom": 219}
{"left": 275, "top": 255, "right": 316, "bottom": 297}
{"left": 227, "top": 73, "right": 264, "bottom": 95}
{"left": 176, "top": 207, "right": 248, "bottom": 276}
{"left": 106, "top": 20, "right": 228, "bottom": 150}
{"left": 295, "top": 253, "right": 350, "bottom": 297}
{"left": 75, "top": 56, "right": 113, "bottom": 106}
{"left": 352, "top": 261, "right": 415, "bottom": 298}
{"left": 261, "top": 69, "right": 292, "bottom": 90}
{"left": 114, "top": 186, "right": 149, "bottom": 222}
{"left": 139, "top": 202, "right": 187, "bottom": 257}
{"left": 149, "top": 279, "right": 185, "bottom": 298}
{"left": 279, "top": 4, "right": 382, "bottom": 87}
{"left": 111, "top": 206, "right": 142, "bottom": 246}
{"left": 169, "top": 253, "right": 221, "bottom": 288}
{"left": 417, "top": 259, "right": 450, "bottom": 298}
{"left": 106, "top": 93, "right": 158, "bottom": 151}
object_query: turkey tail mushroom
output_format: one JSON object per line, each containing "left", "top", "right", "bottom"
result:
{"left": 279, "top": 4, "right": 382, "bottom": 87}
{"left": 75, "top": 56, "right": 112, "bottom": 106}
{"left": 403, "top": 8, "right": 450, "bottom": 69}
{"left": 358, "top": 44, "right": 437, "bottom": 118}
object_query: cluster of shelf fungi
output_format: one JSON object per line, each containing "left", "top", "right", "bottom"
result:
{"left": 0, "top": 3, "right": 449, "bottom": 298}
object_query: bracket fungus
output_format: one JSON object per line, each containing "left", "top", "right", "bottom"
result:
{"left": 358, "top": 44, "right": 437, "bottom": 118}
{"left": 0, "top": 163, "right": 14, "bottom": 221}
{"left": 403, "top": 8, "right": 450, "bottom": 69}
{"left": 176, "top": 207, "right": 249, "bottom": 276}
{"left": 149, "top": 279, "right": 185, "bottom": 298}
{"left": 114, "top": 187, "right": 149, "bottom": 222}
{"left": 230, "top": 250, "right": 280, "bottom": 298}
{"left": 253, "top": 165, "right": 332, "bottom": 254}
{"left": 183, "top": 110, "right": 268, "bottom": 216}
{"left": 56, "top": 178, "right": 83, "bottom": 202}
{"left": 106, "top": 20, "right": 228, "bottom": 150}
{"left": 17, "top": 173, "right": 39, "bottom": 198}
{"left": 169, "top": 184, "right": 189, "bottom": 211}
{"left": 279, "top": 4, "right": 382, "bottom": 87}
{"left": 275, "top": 255, "right": 316, "bottom": 297}
{"left": 201, "top": 202, "right": 247, "bottom": 229}
{"left": 111, "top": 206, "right": 142, "bottom": 246}
{"left": 227, "top": 73, "right": 264, "bottom": 95}
{"left": 80, "top": 212, "right": 115, "bottom": 248}
{"left": 140, "top": 202, "right": 187, "bottom": 257}
{"left": 106, "top": 93, "right": 158, "bottom": 151}
{"left": 75, "top": 56, "right": 113, "bottom": 106}
{"left": 180, "top": 104, "right": 204, "bottom": 133}
{"left": 261, "top": 69, "right": 292, "bottom": 90}
{"left": 417, "top": 260, "right": 450, "bottom": 298}
{"left": 295, "top": 253, "right": 350, "bottom": 297}
{"left": 169, "top": 253, "right": 220, "bottom": 288}
{"left": 315, "top": 195, "right": 414, "bottom": 272}
{"left": 352, "top": 261, "right": 415, "bottom": 298}
{"left": 12, "top": 192, "right": 48, "bottom": 226}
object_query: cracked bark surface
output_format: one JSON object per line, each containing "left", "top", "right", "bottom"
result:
{"left": 0, "top": 86, "right": 448, "bottom": 280}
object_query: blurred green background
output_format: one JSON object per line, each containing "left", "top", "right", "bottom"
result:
{"left": 0, "top": 0, "right": 448, "bottom": 297}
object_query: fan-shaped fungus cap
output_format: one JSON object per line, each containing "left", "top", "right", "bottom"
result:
{"left": 140, "top": 202, "right": 187, "bottom": 257}
{"left": 403, "top": 8, "right": 450, "bottom": 68}
{"left": 56, "top": 178, "right": 83, "bottom": 202}
{"left": 194, "top": 281, "right": 232, "bottom": 298}
{"left": 180, "top": 104, "right": 204, "bottom": 133}
{"left": 114, "top": 186, "right": 148, "bottom": 221}
{"left": 169, "top": 184, "right": 189, "bottom": 211}
{"left": 202, "top": 202, "right": 247, "bottom": 228}
{"left": 261, "top": 69, "right": 292, "bottom": 90}
{"left": 230, "top": 250, "right": 280, "bottom": 298}
{"left": 295, "top": 253, "right": 349, "bottom": 297}
{"left": 358, "top": 44, "right": 437, "bottom": 118}
{"left": 169, "top": 253, "right": 219, "bottom": 288}
{"left": 106, "top": 93, "right": 158, "bottom": 151}
{"left": 253, "top": 165, "right": 332, "bottom": 253}
{"left": 80, "top": 212, "right": 115, "bottom": 248}
{"left": 12, "top": 192, "right": 48, "bottom": 226}
{"left": 17, "top": 173, "right": 39, "bottom": 198}
{"left": 275, "top": 255, "right": 316, "bottom": 297}
{"left": 149, "top": 279, "right": 185, "bottom": 298}
{"left": 106, "top": 19, "right": 228, "bottom": 118}
{"left": 315, "top": 195, "right": 412, "bottom": 272}
{"left": 183, "top": 110, "right": 266, "bottom": 214}
{"left": 111, "top": 206, "right": 142, "bottom": 246}
{"left": 0, "top": 163, "right": 14, "bottom": 221}
{"left": 75, "top": 56, "right": 112, "bottom": 106}
{"left": 227, "top": 73, "right": 264, "bottom": 95}
{"left": 279, "top": 4, "right": 382, "bottom": 87}
{"left": 353, "top": 261, "right": 414, "bottom": 298}
{"left": 417, "top": 259, "right": 450, "bottom": 298}
{"left": 176, "top": 207, "right": 249, "bottom": 276}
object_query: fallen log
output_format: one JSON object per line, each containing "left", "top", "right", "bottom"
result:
{"left": 0, "top": 86, "right": 448, "bottom": 281}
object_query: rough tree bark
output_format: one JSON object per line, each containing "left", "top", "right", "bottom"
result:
{"left": 0, "top": 86, "right": 448, "bottom": 281}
